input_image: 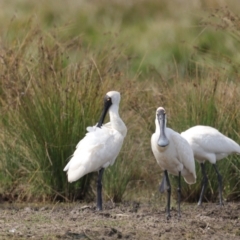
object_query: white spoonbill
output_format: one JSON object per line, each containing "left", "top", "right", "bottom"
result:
{"left": 63, "top": 91, "right": 127, "bottom": 210}
{"left": 181, "top": 125, "right": 240, "bottom": 206}
{"left": 151, "top": 107, "right": 196, "bottom": 218}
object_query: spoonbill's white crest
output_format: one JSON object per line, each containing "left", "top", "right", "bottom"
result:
{"left": 151, "top": 107, "right": 196, "bottom": 218}
{"left": 181, "top": 125, "right": 240, "bottom": 206}
{"left": 63, "top": 91, "right": 127, "bottom": 210}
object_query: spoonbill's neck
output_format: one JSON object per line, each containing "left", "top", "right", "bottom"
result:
{"left": 109, "top": 105, "right": 120, "bottom": 123}
{"left": 109, "top": 104, "right": 127, "bottom": 136}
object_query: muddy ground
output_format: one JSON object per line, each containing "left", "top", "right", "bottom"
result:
{"left": 0, "top": 200, "right": 240, "bottom": 240}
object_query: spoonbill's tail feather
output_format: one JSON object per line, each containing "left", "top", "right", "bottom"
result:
{"left": 63, "top": 163, "right": 69, "bottom": 172}
{"left": 159, "top": 171, "right": 196, "bottom": 192}
{"left": 183, "top": 173, "right": 196, "bottom": 185}
{"left": 63, "top": 155, "right": 73, "bottom": 172}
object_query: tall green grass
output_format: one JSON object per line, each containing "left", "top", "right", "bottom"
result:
{"left": 0, "top": 24, "right": 140, "bottom": 201}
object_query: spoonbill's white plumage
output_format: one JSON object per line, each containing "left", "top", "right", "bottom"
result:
{"left": 181, "top": 125, "right": 240, "bottom": 206}
{"left": 63, "top": 91, "right": 127, "bottom": 210}
{"left": 151, "top": 107, "right": 196, "bottom": 218}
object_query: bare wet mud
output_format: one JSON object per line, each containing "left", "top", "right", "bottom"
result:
{"left": 1, "top": 201, "right": 240, "bottom": 239}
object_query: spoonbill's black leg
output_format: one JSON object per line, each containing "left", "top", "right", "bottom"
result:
{"left": 198, "top": 163, "right": 208, "bottom": 206}
{"left": 96, "top": 168, "right": 105, "bottom": 210}
{"left": 213, "top": 164, "right": 223, "bottom": 206}
{"left": 177, "top": 171, "right": 181, "bottom": 218}
{"left": 164, "top": 170, "right": 171, "bottom": 219}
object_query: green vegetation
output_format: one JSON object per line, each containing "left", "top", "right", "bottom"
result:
{"left": 0, "top": 0, "right": 240, "bottom": 204}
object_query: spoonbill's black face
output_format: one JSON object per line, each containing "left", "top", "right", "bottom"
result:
{"left": 97, "top": 95, "right": 112, "bottom": 128}
{"left": 157, "top": 108, "right": 169, "bottom": 147}
{"left": 157, "top": 108, "right": 165, "bottom": 120}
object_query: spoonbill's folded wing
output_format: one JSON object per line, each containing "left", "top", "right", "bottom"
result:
{"left": 171, "top": 132, "right": 196, "bottom": 184}
{"left": 64, "top": 127, "right": 123, "bottom": 182}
